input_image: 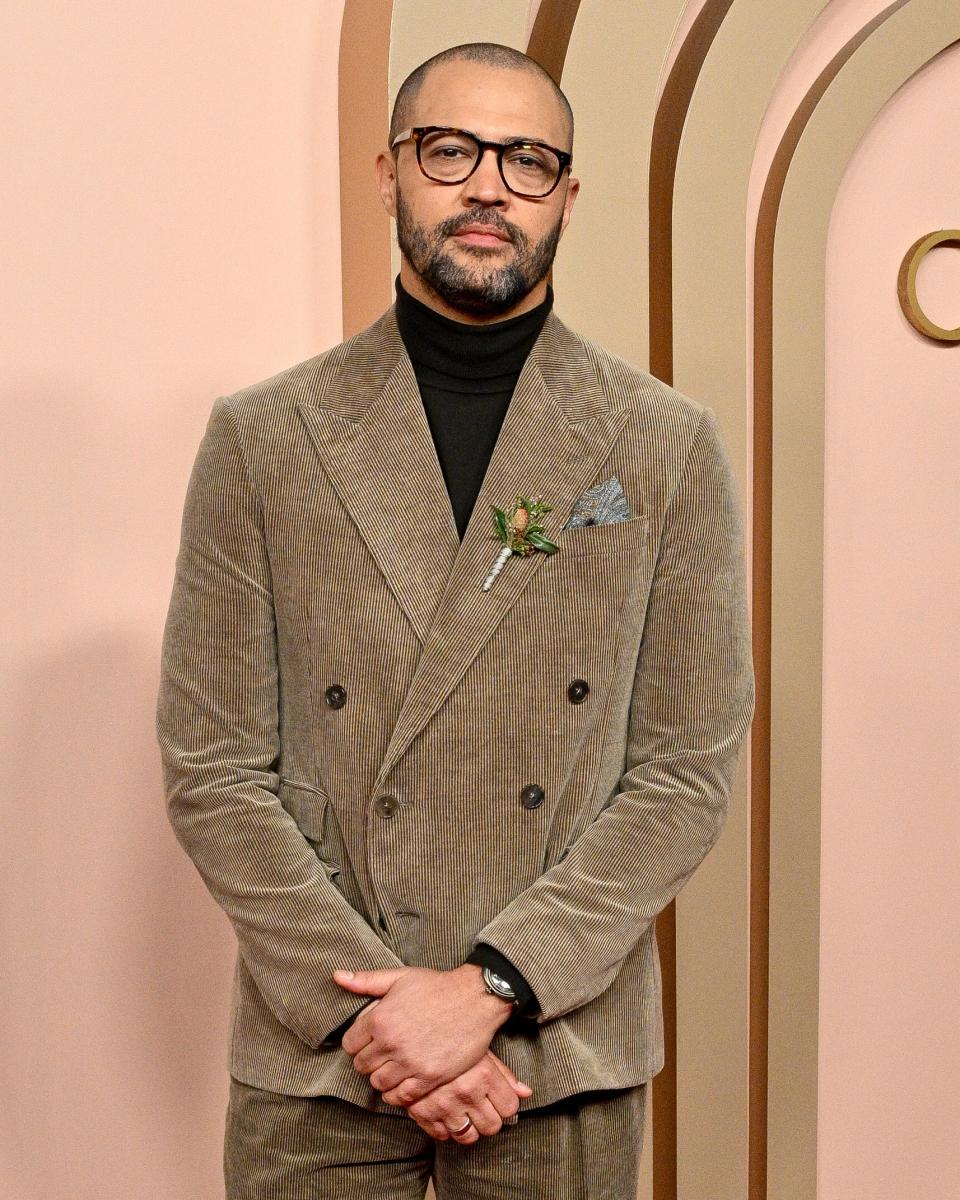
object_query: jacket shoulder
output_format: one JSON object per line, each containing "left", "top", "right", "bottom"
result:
{"left": 221, "top": 318, "right": 380, "bottom": 413}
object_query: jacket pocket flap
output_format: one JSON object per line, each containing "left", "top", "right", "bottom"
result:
{"left": 277, "top": 777, "right": 328, "bottom": 842}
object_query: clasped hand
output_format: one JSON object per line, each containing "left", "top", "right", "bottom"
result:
{"left": 333, "top": 964, "right": 532, "bottom": 1143}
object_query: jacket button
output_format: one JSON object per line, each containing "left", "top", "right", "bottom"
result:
{"left": 567, "top": 678, "right": 590, "bottom": 704}
{"left": 324, "top": 684, "right": 347, "bottom": 709}
{"left": 374, "top": 794, "right": 400, "bottom": 818}
{"left": 519, "top": 784, "right": 545, "bottom": 810}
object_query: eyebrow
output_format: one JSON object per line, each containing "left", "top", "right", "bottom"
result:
{"left": 442, "top": 127, "right": 558, "bottom": 146}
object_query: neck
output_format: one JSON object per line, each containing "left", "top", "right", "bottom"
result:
{"left": 393, "top": 273, "right": 554, "bottom": 392}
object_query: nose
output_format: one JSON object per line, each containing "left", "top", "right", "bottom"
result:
{"left": 463, "top": 146, "right": 510, "bottom": 205}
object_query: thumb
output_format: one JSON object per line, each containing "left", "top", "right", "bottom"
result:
{"left": 331, "top": 968, "right": 404, "bottom": 996}
{"left": 486, "top": 1050, "right": 533, "bottom": 1096}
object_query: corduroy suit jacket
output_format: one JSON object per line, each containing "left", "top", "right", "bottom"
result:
{"left": 155, "top": 302, "right": 755, "bottom": 1112}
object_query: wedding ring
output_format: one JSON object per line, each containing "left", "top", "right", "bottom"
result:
{"left": 448, "top": 1116, "right": 473, "bottom": 1134}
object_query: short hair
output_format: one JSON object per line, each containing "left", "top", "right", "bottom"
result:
{"left": 389, "top": 43, "right": 574, "bottom": 153}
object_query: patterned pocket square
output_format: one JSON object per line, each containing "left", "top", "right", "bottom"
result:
{"left": 561, "top": 475, "right": 632, "bottom": 529}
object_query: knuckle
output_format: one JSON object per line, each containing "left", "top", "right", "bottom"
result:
{"left": 422, "top": 1069, "right": 444, "bottom": 1091}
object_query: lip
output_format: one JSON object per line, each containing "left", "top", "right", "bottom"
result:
{"left": 453, "top": 225, "right": 511, "bottom": 246}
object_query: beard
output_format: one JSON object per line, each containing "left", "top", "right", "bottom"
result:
{"left": 395, "top": 188, "right": 563, "bottom": 317}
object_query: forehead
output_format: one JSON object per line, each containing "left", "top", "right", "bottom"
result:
{"left": 411, "top": 60, "right": 568, "bottom": 148}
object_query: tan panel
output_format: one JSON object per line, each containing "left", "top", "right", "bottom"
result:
{"left": 339, "top": 0, "right": 396, "bottom": 335}
{"left": 546, "top": 10, "right": 697, "bottom": 1198}
{"left": 672, "top": 5, "right": 831, "bottom": 1199}
{"left": 553, "top": 0, "right": 689, "bottom": 365}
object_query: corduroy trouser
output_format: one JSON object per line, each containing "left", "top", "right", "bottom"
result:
{"left": 224, "top": 1076, "right": 648, "bottom": 1199}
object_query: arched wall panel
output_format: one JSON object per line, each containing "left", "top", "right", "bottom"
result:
{"left": 771, "top": 6, "right": 960, "bottom": 1197}
{"left": 669, "top": 4, "right": 833, "bottom": 1196}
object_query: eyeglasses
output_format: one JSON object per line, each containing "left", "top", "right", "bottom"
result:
{"left": 390, "top": 126, "right": 572, "bottom": 199}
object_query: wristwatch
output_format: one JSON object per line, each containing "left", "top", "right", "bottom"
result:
{"left": 480, "top": 965, "right": 520, "bottom": 1009}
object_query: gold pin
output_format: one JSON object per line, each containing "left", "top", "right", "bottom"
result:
{"left": 482, "top": 493, "right": 559, "bottom": 591}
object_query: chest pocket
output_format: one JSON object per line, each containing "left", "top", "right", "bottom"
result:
{"left": 536, "top": 512, "right": 654, "bottom": 623}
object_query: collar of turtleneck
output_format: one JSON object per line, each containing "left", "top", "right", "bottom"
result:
{"left": 393, "top": 273, "right": 554, "bottom": 396}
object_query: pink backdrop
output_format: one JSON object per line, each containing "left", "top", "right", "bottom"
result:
{"left": 3, "top": 3, "right": 958, "bottom": 1197}
{"left": 820, "top": 39, "right": 960, "bottom": 1200}
{"left": 1, "top": 3, "right": 345, "bottom": 1197}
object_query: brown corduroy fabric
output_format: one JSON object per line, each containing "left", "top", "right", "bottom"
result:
{"left": 155, "top": 303, "right": 755, "bottom": 1113}
{"left": 224, "top": 1078, "right": 647, "bottom": 1199}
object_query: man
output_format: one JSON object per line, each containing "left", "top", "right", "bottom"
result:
{"left": 156, "top": 41, "right": 755, "bottom": 1199}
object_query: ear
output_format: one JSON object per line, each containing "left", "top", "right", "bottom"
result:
{"left": 376, "top": 150, "right": 398, "bottom": 219}
{"left": 558, "top": 174, "right": 580, "bottom": 238}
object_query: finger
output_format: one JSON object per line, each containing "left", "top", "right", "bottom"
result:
{"left": 351, "top": 1048, "right": 393, "bottom": 1077}
{"left": 380, "top": 1075, "right": 433, "bottom": 1107}
{"left": 460, "top": 1095, "right": 503, "bottom": 1138}
{"left": 331, "top": 968, "right": 406, "bottom": 995}
{"left": 403, "top": 1109, "right": 450, "bottom": 1140}
{"left": 481, "top": 1067, "right": 523, "bottom": 1123}
{"left": 446, "top": 1112, "right": 481, "bottom": 1145}
{"left": 368, "top": 1060, "right": 409, "bottom": 1095}
{"left": 339, "top": 1010, "right": 377, "bottom": 1057}
{"left": 486, "top": 1050, "right": 533, "bottom": 1096}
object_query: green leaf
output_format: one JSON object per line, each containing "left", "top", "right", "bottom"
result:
{"left": 527, "top": 532, "right": 559, "bottom": 553}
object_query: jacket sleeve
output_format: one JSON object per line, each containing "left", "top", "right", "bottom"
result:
{"left": 155, "top": 396, "right": 406, "bottom": 1050}
{"left": 471, "top": 405, "right": 755, "bottom": 1023}
{"left": 463, "top": 944, "right": 540, "bottom": 1017}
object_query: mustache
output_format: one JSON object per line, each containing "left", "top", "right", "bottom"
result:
{"left": 443, "top": 213, "right": 518, "bottom": 243}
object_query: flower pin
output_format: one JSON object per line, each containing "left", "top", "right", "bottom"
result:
{"left": 482, "top": 492, "right": 559, "bottom": 591}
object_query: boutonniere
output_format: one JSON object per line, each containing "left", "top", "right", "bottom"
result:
{"left": 482, "top": 493, "right": 559, "bottom": 591}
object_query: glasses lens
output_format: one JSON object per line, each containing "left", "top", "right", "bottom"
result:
{"left": 501, "top": 143, "right": 562, "bottom": 196}
{"left": 419, "top": 130, "right": 480, "bottom": 181}
{"left": 418, "top": 130, "right": 562, "bottom": 195}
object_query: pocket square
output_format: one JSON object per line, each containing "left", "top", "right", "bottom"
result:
{"left": 561, "top": 475, "right": 632, "bottom": 530}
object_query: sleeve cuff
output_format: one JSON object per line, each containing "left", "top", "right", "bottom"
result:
{"left": 465, "top": 943, "right": 540, "bottom": 1017}
{"left": 319, "top": 997, "right": 379, "bottom": 1048}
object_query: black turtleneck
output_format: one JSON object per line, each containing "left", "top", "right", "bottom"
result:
{"left": 394, "top": 273, "right": 554, "bottom": 541}
{"left": 322, "top": 281, "right": 547, "bottom": 1046}
{"left": 395, "top": 272, "right": 548, "bottom": 1018}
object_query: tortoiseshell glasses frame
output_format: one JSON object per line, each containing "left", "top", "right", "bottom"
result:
{"left": 390, "top": 125, "right": 573, "bottom": 198}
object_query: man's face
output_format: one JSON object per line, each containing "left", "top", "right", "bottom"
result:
{"left": 378, "top": 60, "right": 579, "bottom": 319}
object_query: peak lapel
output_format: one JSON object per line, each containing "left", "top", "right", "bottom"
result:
{"left": 372, "top": 307, "right": 631, "bottom": 786}
{"left": 295, "top": 310, "right": 461, "bottom": 643}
